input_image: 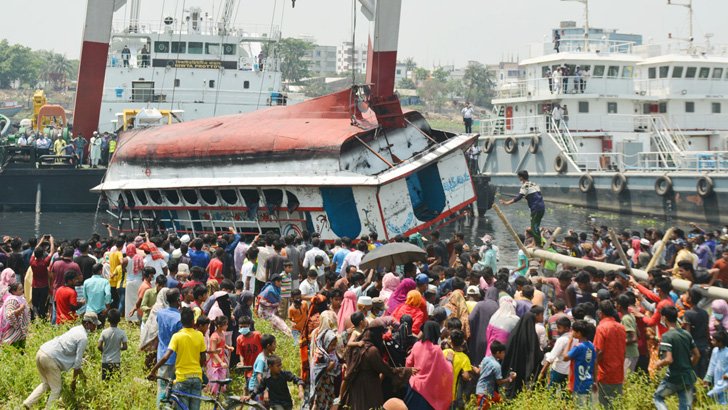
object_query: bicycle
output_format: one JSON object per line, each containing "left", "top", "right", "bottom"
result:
{"left": 155, "top": 376, "right": 265, "bottom": 410}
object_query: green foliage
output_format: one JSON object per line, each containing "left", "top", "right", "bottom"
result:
{"left": 418, "top": 78, "right": 448, "bottom": 113}
{"left": 397, "top": 78, "right": 416, "bottom": 90}
{"left": 265, "top": 38, "right": 314, "bottom": 85}
{"left": 0, "top": 39, "right": 78, "bottom": 90}
{"left": 413, "top": 67, "right": 430, "bottom": 82}
{"left": 432, "top": 67, "right": 450, "bottom": 83}
{"left": 463, "top": 61, "right": 495, "bottom": 107}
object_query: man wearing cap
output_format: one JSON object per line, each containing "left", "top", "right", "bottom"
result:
{"left": 23, "top": 311, "right": 100, "bottom": 408}
{"left": 415, "top": 273, "right": 431, "bottom": 294}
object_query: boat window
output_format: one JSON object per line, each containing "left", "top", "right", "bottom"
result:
{"left": 206, "top": 43, "right": 220, "bottom": 55}
{"left": 209, "top": 80, "right": 215, "bottom": 88}
{"left": 174, "top": 79, "right": 180, "bottom": 87}
{"left": 672, "top": 66, "right": 684, "bottom": 78}
{"left": 131, "top": 81, "right": 154, "bottom": 103}
{"left": 154, "top": 41, "right": 170, "bottom": 53}
{"left": 622, "top": 66, "right": 634, "bottom": 78}
{"left": 148, "top": 190, "right": 164, "bottom": 205}
{"left": 134, "top": 190, "right": 149, "bottom": 205}
{"left": 181, "top": 189, "right": 198, "bottom": 204}
{"left": 685, "top": 67, "right": 697, "bottom": 78}
{"left": 188, "top": 42, "right": 203, "bottom": 54}
{"left": 658, "top": 66, "right": 669, "bottom": 78}
{"left": 698, "top": 67, "right": 710, "bottom": 79}
{"left": 320, "top": 187, "right": 362, "bottom": 238}
{"left": 286, "top": 191, "right": 300, "bottom": 212}
{"left": 200, "top": 189, "right": 218, "bottom": 205}
{"left": 223, "top": 43, "right": 236, "bottom": 55}
{"left": 659, "top": 102, "right": 667, "bottom": 113}
{"left": 541, "top": 66, "right": 550, "bottom": 77}
{"left": 243, "top": 81, "right": 250, "bottom": 89}
{"left": 685, "top": 102, "right": 695, "bottom": 113}
{"left": 648, "top": 67, "right": 656, "bottom": 79}
{"left": 219, "top": 189, "right": 238, "bottom": 205}
{"left": 406, "top": 163, "right": 446, "bottom": 222}
{"left": 593, "top": 65, "right": 605, "bottom": 77}
{"left": 713, "top": 103, "right": 722, "bottom": 114}
{"left": 607, "top": 102, "right": 618, "bottom": 114}
{"left": 713, "top": 68, "right": 724, "bottom": 79}
{"left": 123, "top": 191, "right": 136, "bottom": 208}
{"left": 171, "top": 41, "right": 186, "bottom": 53}
{"left": 578, "top": 101, "right": 589, "bottom": 113}
{"left": 163, "top": 190, "right": 180, "bottom": 204}
{"left": 263, "top": 189, "right": 283, "bottom": 212}
{"left": 240, "top": 189, "right": 260, "bottom": 208}
{"left": 607, "top": 66, "right": 620, "bottom": 78}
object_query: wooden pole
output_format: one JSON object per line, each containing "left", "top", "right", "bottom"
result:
{"left": 645, "top": 228, "right": 674, "bottom": 272}
{"left": 544, "top": 227, "right": 562, "bottom": 250}
{"left": 608, "top": 229, "right": 633, "bottom": 276}
{"left": 491, "top": 204, "right": 528, "bottom": 253}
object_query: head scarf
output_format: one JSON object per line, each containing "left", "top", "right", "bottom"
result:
{"left": 126, "top": 244, "right": 145, "bottom": 276}
{"left": 139, "top": 242, "right": 164, "bottom": 260}
{"left": 139, "top": 288, "right": 171, "bottom": 350}
{"left": 338, "top": 291, "right": 358, "bottom": 332}
{"left": 380, "top": 273, "right": 401, "bottom": 303}
{"left": 233, "top": 291, "right": 254, "bottom": 326}
{"left": 0, "top": 268, "right": 16, "bottom": 302}
{"left": 502, "top": 312, "right": 544, "bottom": 399}
{"left": 711, "top": 300, "right": 728, "bottom": 335}
{"left": 405, "top": 290, "right": 423, "bottom": 308}
{"left": 392, "top": 290, "right": 426, "bottom": 334}
{"left": 386, "top": 278, "right": 416, "bottom": 315}
{"left": 445, "top": 289, "right": 471, "bottom": 338}
{"left": 489, "top": 296, "right": 520, "bottom": 332}
{"left": 408, "top": 321, "right": 453, "bottom": 410}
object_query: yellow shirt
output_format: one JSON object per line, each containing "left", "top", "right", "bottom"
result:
{"left": 168, "top": 327, "right": 206, "bottom": 382}
{"left": 108, "top": 251, "right": 124, "bottom": 288}
{"left": 442, "top": 349, "right": 472, "bottom": 400}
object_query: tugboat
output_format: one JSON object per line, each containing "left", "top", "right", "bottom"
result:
{"left": 477, "top": 2, "right": 728, "bottom": 225}
{"left": 94, "top": 0, "right": 489, "bottom": 240}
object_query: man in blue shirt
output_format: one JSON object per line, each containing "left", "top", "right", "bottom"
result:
{"left": 82, "top": 263, "right": 112, "bottom": 321}
{"left": 500, "top": 170, "right": 546, "bottom": 246}
{"left": 332, "top": 236, "right": 351, "bottom": 277}
{"left": 188, "top": 239, "right": 210, "bottom": 272}
{"left": 155, "top": 288, "right": 183, "bottom": 405}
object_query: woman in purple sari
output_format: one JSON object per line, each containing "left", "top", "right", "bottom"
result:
{"left": 385, "top": 278, "right": 416, "bottom": 315}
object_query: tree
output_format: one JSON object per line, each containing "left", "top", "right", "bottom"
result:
{"left": 397, "top": 78, "right": 416, "bottom": 89}
{"left": 264, "top": 38, "right": 314, "bottom": 84}
{"left": 462, "top": 61, "right": 495, "bottom": 107}
{"left": 418, "top": 78, "right": 448, "bottom": 113}
{"left": 432, "top": 66, "right": 449, "bottom": 83}
{"left": 403, "top": 57, "right": 416, "bottom": 73}
{"left": 0, "top": 40, "right": 41, "bottom": 88}
{"left": 413, "top": 67, "right": 430, "bottom": 83}
{"left": 39, "top": 52, "right": 73, "bottom": 90}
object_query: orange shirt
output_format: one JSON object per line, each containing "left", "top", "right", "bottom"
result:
{"left": 55, "top": 286, "right": 78, "bottom": 324}
{"left": 593, "top": 316, "right": 626, "bottom": 384}
{"left": 288, "top": 301, "right": 309, "bottom": 333}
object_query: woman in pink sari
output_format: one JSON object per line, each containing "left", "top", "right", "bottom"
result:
{"left": 485, "top": 296, "right": 520, "bottom": 357}
{"left": 338, "top": 291, "right": 357, "bottom": 332}
{"left": 0, "top": 268, "right": 16, "bottom": 309}
{"left": 379, "top": 273, "right": 400, "bottom": 305}
{"left": 405, "top": 320, "right": 453, "bottom": 410}
{"left": 0, "top": 282, "right": 30, "bottom": 349}
{"left": 385, "top": 278, "right": 416, "bottom": 315}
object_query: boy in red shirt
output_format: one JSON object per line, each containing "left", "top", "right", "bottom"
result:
{"left": 236, "top": 316, "right": 262, "bottom": 379}
{"left": 56, "top": 270, "right": 84, "bottom": 324}
{"left": 207, "top": 248, "right": 225, "bottom": 284}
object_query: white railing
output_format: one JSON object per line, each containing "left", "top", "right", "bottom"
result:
{"left": 111, "top": 19, "right": 280, "bottom": 40}
{"left": 495, "top": 76, "right": 635, "bottom": 100}
{"left": 101, "top": 87, "right": 280, "bottom": 106}
{"left": 538, "top": 36, "right": 637, "bottom": 57}
{"left": 478, "top": 115, "right": 548, "bottom": 135}
{"left": 568, "top": 150, "right": 728, "bottom": 172}
{"left": 550, "top": 118, "right": 578, "bottom": 155}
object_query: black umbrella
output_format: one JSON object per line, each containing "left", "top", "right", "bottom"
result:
{"left": 358, "top": 242, "right": 427, "bottom": 270}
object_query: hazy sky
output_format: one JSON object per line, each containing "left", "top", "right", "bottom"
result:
{"left": 3, "top": 0, "right": 726, "bottom": 67}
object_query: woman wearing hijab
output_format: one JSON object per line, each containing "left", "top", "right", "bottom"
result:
{"left": 140, "top": 288, "right": 171, "bottom": 367}
{"left": 342, "top": 319, "right": 413, "bottom": 409}
{"left": 392, "top": 290, "right": 426, "bottom": 335}
{"left": 405, "top": 321, "right": 453, "bottom": 410}
{"left": 386, "top": 278, "right": 417, "bottom": 315}
{"left": 711, "top": 299, "right": 728, "bottom": 336}
{"left": 124, "top": 244, "right": 145, "bottom": 321}
{"left": 383, "top": 315, "right": 419, "bottom": 401}
{"left": 0, "top": 282, "right": 30, "bottom": 349}
{"left": 485, "top": 296, "right": 520, "bottom": 357}
{"left": 380, "top": 273, "right": 401, "bottom": 305}
{"left": 258, "top": 275, "right": 292, "bottom": 336}
{"left": 311, "top": 328, "right": 340, "bottom": 409}
{"left": 337, "top": 291, "right": 357, "bottom": 333}
{"left": 0, "top": 268, "right": 16, "bottom": 308}
{"left": 468, "top": 286, "right": 499, "bottom": 364}
{"left": 299, "top": 294, "right": 328, "bottom": 381}
{"left": 233, "top": 290, "right": 255, "bottom": 331}
{"left": 501, "top": 312, "right": 544, "bottom": 399}
{"left": 445, "top": 278, "right": 471, "bottom": 338}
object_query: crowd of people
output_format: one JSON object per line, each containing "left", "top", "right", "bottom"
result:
{"left": 2, "top": 217, "right": 728, "bottom": 409}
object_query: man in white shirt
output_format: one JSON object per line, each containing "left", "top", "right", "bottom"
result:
{"left": 539, "top": 315, "right": 573, "bottom": 388}
{"left": 461, "top": 102, "right": 474, "bottom": 133}
{"left": 298, "top": 269, "right": 320, "bottom": 301}
{"left": 341, "top": 241, "right": 368, "bottom": 273}
{"left": 24, "top": 312, "right": 101, "bottom": 408}
{"left": 301, "top": 238, "right": 330, "bottom": 270}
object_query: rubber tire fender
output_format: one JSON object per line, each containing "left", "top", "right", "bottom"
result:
{"left": 697, "top": 176, "right": 714, "bottom": 198}
{"left": 579, "top": 174, "right": 594, "bottom": 193}
{"left": 482, "top": 137, "right": 494, "bottom": 154}
{"left": 654, "top": 175, "right": 673, "bottom": 197}
{"left": 554, "top": 154, "right": 568, "bottom": 174}
{"left": 612, "top": 173, "right": 627, "bottom": 194}
{"left": 504, "top": 137, "right": 517, "bottom": 154}
{"left": 529, "top": 135, "right": 540, "bottom": 154}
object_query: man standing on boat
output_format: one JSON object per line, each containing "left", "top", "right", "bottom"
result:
{"left": 500, "top": 170, "right": 546, "bottom": 246}
{"left": 462, "top": 102, "right": 474, "bottom": 133}
{"left": 121, "top": 45, "right": 131, "bottom": 68}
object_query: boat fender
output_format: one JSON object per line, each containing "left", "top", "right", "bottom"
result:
{"left": 504, "top": 137, "right": 518, "bottom": 154}
{"left": 611, "top": 173, "right": 627, "bottom": 194}
{"left": 579, "top": 174, "right": 594, "bottom": 193}
{"left": 482, "top": 137, "right": 494, "bottom": 154}
{"left": 529, "top": 135, "right": 540, "bottom": 154}
{"left": 697, "top": 176, "right": 714, "bottom": 198}
{"left": 554, "top": 154, "right": 568, "bottom": 173}
{"left": 654, "top": 176, "right": 673, "bottom": 196}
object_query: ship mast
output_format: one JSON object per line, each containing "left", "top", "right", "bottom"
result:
{"left": 561, "top": 0, "right": 590, "bottom": 52}
{"left": 667, "top": 0, "right": 694, "bottom": 53}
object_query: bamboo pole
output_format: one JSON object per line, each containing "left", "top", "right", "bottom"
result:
{"left": 608, "top": 229, "right": 633, "bottom": 276}
{"left": 544, "top": 227, "right": 562, "bottom": 250}
{"left": 491, "top": 203, "right": 728, "bottom": 300}
{"left": 645, "top": 228, "right": 674, "bottom": 272}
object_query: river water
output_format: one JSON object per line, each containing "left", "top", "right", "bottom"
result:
{"left": 0, "top": 201, "right": 669, "bottom": 266}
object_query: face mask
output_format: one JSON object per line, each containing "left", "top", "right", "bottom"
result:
{"left": 715, "top": 313, "right": 724, "bottom": 321}
{"left": 308, "top": 278, "right": 316, "bottom": 285}
{"left": 240, "top": 327, "right": 251, "bottom": 335}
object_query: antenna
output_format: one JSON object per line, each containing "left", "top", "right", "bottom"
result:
{"left": 561, "top": 0, "right": 590, "bottom": 52}
{"left": 667, "top": 0, "right": 694, "bottom": 52}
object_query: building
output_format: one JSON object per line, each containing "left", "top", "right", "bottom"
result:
{"left": 308, "top": 45, "right": 338, "bottom": 75}
{"left": 337, "top": 41, "right": 367, "bottom": 74}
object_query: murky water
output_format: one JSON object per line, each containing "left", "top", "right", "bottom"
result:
{"left": 0, "top": 201, "right": 668, "bottom": 266}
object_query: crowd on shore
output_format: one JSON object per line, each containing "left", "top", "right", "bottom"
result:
{"left": 1, "top": 219, "right": 728, "bottom": 409}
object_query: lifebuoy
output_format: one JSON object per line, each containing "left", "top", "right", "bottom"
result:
{"left": 504, "top": 137, "right": 517, "bottom": 154}
{"left": 655, "top": 176, "right": 673, "bottom": 196}
{"left": 697, "top": 176, "right": 714, "bottom": 197}
{"left": 612, "top": 173, "right": 627, "bottom": 194}
{"left": 529, "top": 135, "right": 540, "bottom": 154}
{"left": 579, "top": 174, "right": 594, "bottom": 193}
{"left": 482, "top": 137, "right": 494, "bottom": 153}
{"left": 554, "top": 154, "right": 567, "bottom": 173}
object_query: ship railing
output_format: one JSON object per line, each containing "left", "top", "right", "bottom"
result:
{"left": 111, "top": 20, "right": 281, "bottom": 40}
{"left": 101, "top": 87, "right": 287, "bottom": 106}
{"left": 478, "top": 115, "right": 548, "bottom": 135}
{"left": 576, "top": 151, "right": 728, "bottom": 172}
{"left": 549, "top": 118, "right": 578, "bottom": 155}
{"left": 571, "top": 152, "right": 627, "bottom": 172}
{"left": 538, "top": 36, "right": 636, "bottom": 56}
{"left": 494, "top": 76, "right": 635, "bottom": 100}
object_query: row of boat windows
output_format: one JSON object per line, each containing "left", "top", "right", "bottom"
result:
{"left": 648, "top": 66, "right": 728, "bottom": 80}
{"left": 121, "top": 188, "right": 299, "bottom": 209}
{"left": 542, "top": 65, "right": 631, "bottom": 78}
{"left": 540, "top": 101, "right": 722, "bottom": 114}
{"left": 153, "top": 41, "right": 237, "bottom": 56}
